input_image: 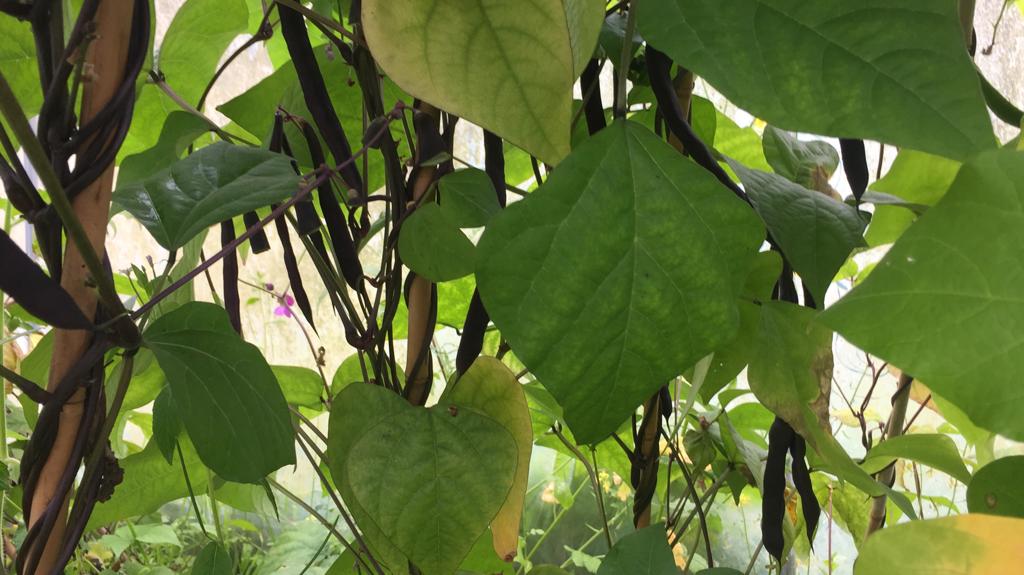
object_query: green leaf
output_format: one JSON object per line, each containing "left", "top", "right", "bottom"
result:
{"left": 863, "top": 150, "right": 960, "bottom": 246}
{"left": 439, "top": 168, "right": 501, "bottom": 228}
{"left": 398, "top": 203, "right": 477, "bottom": 282}
{"left": 191, "top": 541, "right": 233, "bottom": 575}
{"left": 596, "top": 525, "right": 677, "bottom": 575}
{"left": 861, "top": 433, "right": 971, "bottom": 484}
{"left": 749, "top": 302, "right": 917, "bottom": 518}
{"left": 638, "top": 0, "right": 995, "bottom": 160}
{"left": 477, "top": 121, "right": 763, "bottom": 444}
{"left": 731, "top": 163, "right": 866, "bottom": 303}
{"left": 157, "top": 0, "right": 249, "bottom": 105}
{"left": 854, "top": 515, "right": 1024, "bottom": 574}
{"left": 118, "top": 111, "right": 211, "bottom": 185}
{"left": 437, "top": 275, "right": 476, "bottom": 328}
{"left": 88, "top": 438, "right": 208, "bottom": 529}
{"left": 448, "top": 357, "right": 533, "bottom": 562}
{"left": 132, "top": 524, "right": 181, "bottom": 547}
{"left": 762, "top": 127, "right": 839, "bottom": 190}
{"left": 328, "top": 383, "right": 518, "bottom": 575}
{"left": 0, "top": 17, "right": 40, "bottom": 126}
{"left": 967, "top": 456, "right": 1024, "bottom": 518}
{"left": 747, "top": 302, "right": 830, "bottom": 433}
{"left": 145, "top": 302, "right": 295, "bottom": 483}
{"left": 151, "top": 387, "right": 180, "bottom": 464}
{"left": 271, "top": 365, "right": 325, "bottom": 409}
{"left": 113, "top": 142, "right": 300, "bottom": 250}
{"left": 362, "top": 0, "right": 604, "bottom": 164}
{"left": 820, "top": 149, "right": 1024, "bottom": 441}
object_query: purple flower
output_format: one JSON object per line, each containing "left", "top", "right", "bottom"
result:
{"left": 274, "top": 293, "right": 295, "bottom": 317}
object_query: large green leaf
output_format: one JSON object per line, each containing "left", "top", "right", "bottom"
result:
{"left": 448, "top": 357, "right": 532, "bottom": 562}
{"left": 854, "top": 515, "right": 1024, "bottom": 574}
{"left": 362, "top": 0, "right": 604, "bottom": 164}
{"left": 820, "top": 150, "right": 1024, "bottom": 441}
{"left": 157, "top": 0, "right": 249, "bottom": 106}
{"left": 145, "top": 302, "right": 295, "bottom": 483}
{"left": 861, "top": 433, "right": 971, "bottom": 484}
{"left": 328, "top": 383, "right": 517, "bottom": 575}
{"left": 863, "top": 150, "right": 960, "bottom": 246}
{"left": 731, "top": 163, "right": 866, "bottom": 303}
{"left": 638, "top": 0, "right": 995, "bottom": 160}
{"left": 967, "top": 456, "right": 1024, "bottom": 518}
{"left": 88, "top": 439, "right": 208, "bottom": 529}
{"left": 477, "top": 121, "right": 763, "bottom": 443}
{"left": 596, "top": 526, "right": 677, "bottom": 575}
{"left": 113, "top": 142, "right": 300, "bottom": 250}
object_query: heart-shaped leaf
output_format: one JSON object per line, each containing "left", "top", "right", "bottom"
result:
{"left": 328, "top": 383, "right": 517, "bottom": 575}
{"left": 145, "top": 302, "right": 295, "bottom": 483}
{"left": 362, "top": 0, "right": 604, "bottom": 164}
{"left": 448, "top": 357, "right": 533, "bottom": 562}
{"left": 113, "top": 142, "right": 300, "bottom": 251}
{"left": 476, "top": 120, "right": 764, "bottom": 443}
{"left": 820, "top": 149, "right": 1024, "bottom": 441}
{"left": 638, "top": 0, "right": 995, "bottom": 160}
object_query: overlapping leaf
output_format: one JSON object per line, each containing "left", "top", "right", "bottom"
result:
{"left": 638, "top": 0, "right": 995, "bottom": 160}
{"left": 477, "top": 120, "right": 763, "bottom": 443}
{"left": 821, "top": 150, "right": 1024, "bottom": 441}
{"left": 145, "top": 302, "right": 295, "bottom": 483}
{"left": 362, "top": 0, "right": 604, "bottom": 164}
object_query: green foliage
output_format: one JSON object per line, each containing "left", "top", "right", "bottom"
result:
{"left": 860, "top": 434, "right": 971, "bottom": 484}
{"left": 361, "top": 0, "right": 603, "bottom": 164}
{"left": 5, "top": 1, "right": 1023, "bottom": 573}
{"left": 638, "top": 0, "right": 995, "bottom": 159}
{"left": 821, "top": 149, "right": 1024, "bottom": 441}
{"left": 968, "top": 456, "right": 1024, "bottom": 518}
{"left": 145, "top": 302, "right": 295, "bottom": 483}
{"left": 398, "top": 203, "right": 477, "bottom": 282}
{"left": 328, "top": 383, "right": 517, "bottom": 575}
{"left": 190, "top": 541, "right": 233, "bottom": 574}
{"left": 477, "top": 120, "right": 763, "bottom": 443}
{"left": 113, "top": 142, "right": 300, "bottom": 250}
{"left": 731, "top": 162, "right": 866, "bottom": 303}
{"left": 855, "top": 515, "right": 1024, "bottom": 574}
{"left": 596, "top": 526, "right": 677, "bottom": 575}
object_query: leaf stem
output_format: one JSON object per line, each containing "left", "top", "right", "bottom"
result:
{"left": 614, "top": 0, "right": 638, "bottom": 119}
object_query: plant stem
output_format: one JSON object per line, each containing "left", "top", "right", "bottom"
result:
{"left": 614, "top": 0, "right": 638, "bottom": 118}
{"left": 865, "top": 373, "right": 912, "bottom": 536}
{"left": 552, "top": 427, "right": 613, "bottom": 549}
{"left": 516, "top": 481, "right": 588, "bottom": 575}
